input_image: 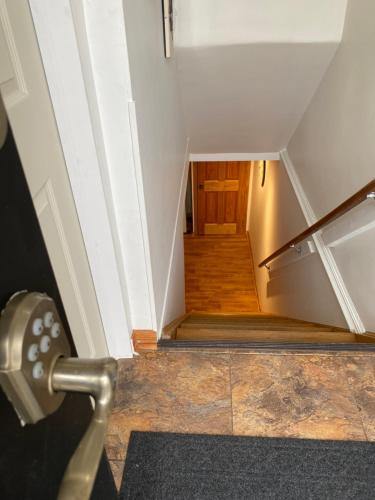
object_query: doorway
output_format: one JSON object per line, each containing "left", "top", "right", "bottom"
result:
{"left": 184, "top": 161, "right": 259, "bottom": 313}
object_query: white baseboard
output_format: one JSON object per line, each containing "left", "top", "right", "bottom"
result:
{"left": 159, "top": 137, "right": 191, "bottom": 337}
{"left": 189, "top": 152, "right": 280, "bottom": 162}
{"left": 280, "top": 149, "right": 365, "bottom": 334}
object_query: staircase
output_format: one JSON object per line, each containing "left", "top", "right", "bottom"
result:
{"left": 160, "top": 313, "right": 375, "bottom": 351}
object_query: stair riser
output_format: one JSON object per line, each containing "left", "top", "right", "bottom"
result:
{"left": 180, "top": 323, "right": 341, "bottom": 332}
{"left": 176, "top": 328, "right": 357, "bottom": 343}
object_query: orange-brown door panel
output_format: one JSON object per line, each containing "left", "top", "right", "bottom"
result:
{"left": 196, "top": 161, "right": 250, "bottom": 236}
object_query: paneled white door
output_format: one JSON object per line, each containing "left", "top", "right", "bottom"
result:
{"left": 0, "top": 0, "right": 108, "bottom": 358}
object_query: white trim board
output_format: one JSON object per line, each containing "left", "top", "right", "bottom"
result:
{"left": 78, "top": 0, "right": 156, "bottom": 334}
{"left": 280, "top": 149, "right": 365, "bottom": 334}
{"left": 29, "top": 0, "right": 134, "bottom": 357}
{"left": 189, "top": 152, "right": 280, "bottom": 162}
{"left": 269, "top": 240, "right": 316, "bottom": 276}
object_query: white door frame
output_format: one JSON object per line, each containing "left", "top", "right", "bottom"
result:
{"left": 28, "top": 0, "right": 136, "bottom": 358}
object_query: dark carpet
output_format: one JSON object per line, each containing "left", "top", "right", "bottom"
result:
{"left": 120, "top": 431, "right": 375, "bottom": 499}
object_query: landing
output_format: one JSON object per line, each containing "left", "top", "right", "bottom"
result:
{"left": 184, "top": 235, "right": 259, "bottom": 313}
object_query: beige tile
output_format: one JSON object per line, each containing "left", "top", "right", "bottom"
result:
{"left": 230, "top": 354, "right": 366, "bottom": 441}
{"left": 158, "top": 347, "right": 230, "bottom": 354}
{"left": 107, "top": 352, "right": 232, "bottom": 454}
{"left": 344, "top": 356, "right": 375, "bottom": 440}
{"left": 105, "top": 433, "right": 126, "bottom": 461}
{"left": 106, "top": 350, "right": 373, "bottom": 469}
{"left": 227, "top": 350, "right": 375, "bottom": 357}
{"left": 109, "top": 460, "right": 124, "bottom": 492}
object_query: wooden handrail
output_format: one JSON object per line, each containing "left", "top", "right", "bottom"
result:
{"left": 259, "top": 178, "right": 375, "bottom": 268}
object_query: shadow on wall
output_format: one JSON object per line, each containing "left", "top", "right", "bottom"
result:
{"left": 176, "top": 42, "right": 339, "bottom": 153}
{"left": 286, "top": 0, "right": 375, "bottom": 332}
{"left": 248, "top": 160, "right": 347, "bottom": 328}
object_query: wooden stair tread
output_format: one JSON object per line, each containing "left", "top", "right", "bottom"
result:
{"left": 182, "top": 314, "right": 347, "bottom": 332}
{"left": 161, "top": 311, "right": 359, "bottom": 343}
{"left": 180, "top": 323, "right": 340, "bottom": 332}
{"left": 187, "top": 312, "right": 278, "bottom": 317}
{"left": 176, "top": 327, "right": 358, "bottom": 343}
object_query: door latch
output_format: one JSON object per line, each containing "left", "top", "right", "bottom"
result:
{"left": 0, "top": 291, "right": 71, "bottom": 424}
{"left": 0, "top": 291, "right": 117, "bottom": 500}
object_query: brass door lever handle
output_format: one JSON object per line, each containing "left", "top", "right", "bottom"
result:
{"left": 52, "top": 357, "right": 118, "bottom": 500}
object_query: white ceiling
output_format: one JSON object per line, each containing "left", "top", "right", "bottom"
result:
{"left": 174, "top": 0, "right": 348, "bottom": 153}
{"left": 175, "top": 0, "right": 348, "bottom": 47}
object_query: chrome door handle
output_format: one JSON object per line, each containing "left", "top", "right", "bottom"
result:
{"left": 52, "top": 357, "right": 117, "bottom": 500}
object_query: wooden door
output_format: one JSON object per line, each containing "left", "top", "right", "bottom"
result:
{"left": 196, "top": 161, "right": 250, "bottom": 235}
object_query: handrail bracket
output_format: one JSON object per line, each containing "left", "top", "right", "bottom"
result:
{"left": 259, "top": 178, "right": 375, "bottom": 268}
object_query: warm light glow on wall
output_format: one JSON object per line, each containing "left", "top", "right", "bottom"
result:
{"left": 263, "top": 163, "right": 276, "bottom": 259}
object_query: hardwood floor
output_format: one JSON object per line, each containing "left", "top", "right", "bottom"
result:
{"left": 184, "top": 235, "right": 259, "bottom": 313}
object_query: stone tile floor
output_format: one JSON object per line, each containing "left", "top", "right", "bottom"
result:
{"left": 106, "top": 350, "right": 375, "bottom": 490}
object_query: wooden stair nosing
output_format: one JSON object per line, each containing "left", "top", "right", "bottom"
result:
{"left": 184, "top": 313, "right": 348, "bottom": 332}
{"left": 183, "top": 318, "right": 347, "bottom": 330}
{"left": 158, "top": 339, "right": 375, "bottom": 352}
{"left": 188, "top": 311, "right": 283, "bottom": 317}
{"left": 161, "top": 312, "right": 190, "bottom": 340}
{"left": 179, "top": 323, "right": 345, "bottom": 333}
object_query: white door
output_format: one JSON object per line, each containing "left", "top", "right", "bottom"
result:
{"left": 0, "top": 0, "right": 108, "bottom": 358}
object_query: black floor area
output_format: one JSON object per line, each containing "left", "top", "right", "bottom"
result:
{"left": 120, "top": 431, "right": 375, "bottom": 499}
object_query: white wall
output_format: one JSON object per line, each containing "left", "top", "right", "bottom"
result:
{"left": 287, "top": 0, "right": 375, "bottom": 332}
{"left": 174, "top": 0, "right": 347, "bottom": 154}
{"left": 123, "top": 0, "right": 188, "bottom": 332}
{"left": 31, "top": 0, "right": 188, "bottom": 352}
{"left": 160, "top": 152, "right": 190, "bottom": 328}
{"left": 249, "top": 160, "right": 347, "bottom": 327}
{"left": 175, "top": 0, "right": 347, "bottom": 47}
{"left": 77, "top": 0, "right": 156, "bottom": 332}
